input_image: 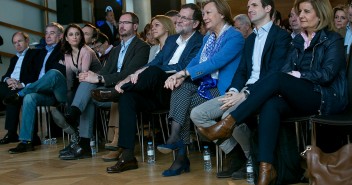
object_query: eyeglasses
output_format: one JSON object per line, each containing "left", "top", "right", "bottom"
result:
{"left": 176, "top": 14, "right": 194, "bottom": 22}
{"left": 118, "top": 21, "right": 134, "bottom": 25}
{"left": 93, "top": 43, "right": 103, "bottom": 51}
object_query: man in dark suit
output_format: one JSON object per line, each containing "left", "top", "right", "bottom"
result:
{"left": 6, "top": 22, "right": 65, "bottom": 153}
{"left": 51, "top": 12, "right": 150, "bottom": 160}
{"left": 0, "top": 32, "right": 39, "bottom": 145}
{"left": 99, "top": 9, "right": 118, "bottom": 46}
{"left": 94, "top": 3, "right": 204, "bottom": 174}
{"left": 192, "top": 0, "right": 291, "bottom": 179}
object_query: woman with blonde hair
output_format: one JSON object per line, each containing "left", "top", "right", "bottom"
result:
{"left": 148, "top": 15, "right": 176, "bottom": 63}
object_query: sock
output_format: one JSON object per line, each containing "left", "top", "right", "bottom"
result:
{"left": 120, "top": 148, "right": 134, "bottom": 161}
{"left": 18, "top": 91, "right": 24, "bottom": 97}
{"left": 21, "top": 140, "right": 31, "bottom": 144}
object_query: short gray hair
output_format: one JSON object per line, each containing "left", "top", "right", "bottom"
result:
{"left": 233, "top": 14, "right": 251, "bottom": 26}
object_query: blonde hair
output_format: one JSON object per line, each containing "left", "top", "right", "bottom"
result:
{"left": 151, "top": 15, "right": 176, "bottom": 36}
{"left": 294, "top": 0, "right": 336, "bottom": 32}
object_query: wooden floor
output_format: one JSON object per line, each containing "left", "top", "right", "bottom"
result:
{"left": 0, "top": 114, "right": 308, "bottom": 185}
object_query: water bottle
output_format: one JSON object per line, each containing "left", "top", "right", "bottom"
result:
{"left": 147, "top": 141, "right": 155, "bottom": 164}
{"left": 203, "top": 146, "right": 212, "bottom": 172}
{"left": 246, "top": 157, "right": 254, "bottom": 184}
{"left": 90, "top": 138, "right": 97, "bottom": 157}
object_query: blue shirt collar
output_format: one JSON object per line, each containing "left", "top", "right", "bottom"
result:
{"left": 45, "top": 44, "right": 57, "bottom": 52}
{"left": 253, "top": 21, "right": 273, "bottom": 35}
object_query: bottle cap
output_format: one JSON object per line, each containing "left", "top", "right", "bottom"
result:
{"left": 148, "top": 141, "right": 152, "bottom": 144}
{"left": 204, "top": 145, "right": 208, "bottom": 149}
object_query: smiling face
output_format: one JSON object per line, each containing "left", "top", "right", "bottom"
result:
{"left": 247, "top": 0, "right": 271, "bottom": 28}
{"left": 298, "top": 2, "right": 320, "bottom": 33}
{"left": 334, "top": 9, "right": 348, "bottom": 29}
{"left": 65, "top": 27, "right": 82, "bottom": 47}
{"left": 175, "top": 8, "right": 196, "bottom": 36}
{"left": 202, "top": 2, "right": 225, "bottom": 34}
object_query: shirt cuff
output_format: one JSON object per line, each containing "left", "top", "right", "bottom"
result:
{"left": 228, "top": 87, "right": 239, "bottom": 93}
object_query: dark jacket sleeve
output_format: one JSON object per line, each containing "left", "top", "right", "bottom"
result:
{"left": 101, "top": 38, "right": 150, "bottom": 87}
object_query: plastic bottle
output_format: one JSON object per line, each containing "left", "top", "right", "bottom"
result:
{"left": 90, "top": 138, "right": 97, "bottom": 157}
{"left": 147, "top": 141, "right": 155, "bottom": 164}
{"left": 246, "top": 157, "right": 254, "bottom": 184}
{"left": 203, "top": 145, "right": 212, "bottom": 172}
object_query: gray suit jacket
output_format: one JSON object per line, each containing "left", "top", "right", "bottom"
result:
{"left": 99, "top": 36, "right": 150, "bottom": 87}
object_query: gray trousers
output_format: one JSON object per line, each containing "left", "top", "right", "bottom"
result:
{"left": 190, "top": 94, "right": 251, "bottom": 157}
{"left": 72, "top": 82, "right": 111, "bottom": 138}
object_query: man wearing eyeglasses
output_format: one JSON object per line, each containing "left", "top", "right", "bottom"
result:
{"left": 50, "top": 12, "right": 150, "bottom": 160}
{"left": 0, "top": 32, "right": 39, "bottom": 146}
{"left": 89, "top": 3, "right": 204, "bottom": 174}
{"left": 93, "top": 32, "right": 113, "bottom": 66}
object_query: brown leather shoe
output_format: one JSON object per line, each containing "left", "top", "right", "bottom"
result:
{"left": 106, "top": 157, "right": 138, "bottom": 173}
{"left": 257, "top": 162, "right": 277, "bottom": 185}
{"left": 102, "top": 148, "right": 123, "bottom": 162}
{"left": 91, "top": 88, "right": 120, "bottom": 102}
{"left": 197, "top": 115, "right": 236, "bottom": 141}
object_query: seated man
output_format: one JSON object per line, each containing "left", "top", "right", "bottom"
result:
{"left": 93, "top": 3, "right": 204, "bottom": 174}
{"left": 51, "top": 12, "right": 150, "bottom": 160}
{"left": 92, "top": 32, "right": 113, "bottom": 66}
{"left": 191, "top": 0, "right": 291, "bottom": 179}
{"left": 5, "top": 22, "right": 66, "bottom": 153}
{"left": 0, "top": 32, "right": 39, "bottom": 145}
{"left": 82, "top": 24, "right": 99, "bottom": 48}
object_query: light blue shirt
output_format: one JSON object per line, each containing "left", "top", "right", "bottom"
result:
{"left": 9, "top": 47, "right": 29, "bottom": 81}
{"left": 246, "top": 21, "right": 273, "bottom": 85}
{"left": 345, "top": 23, "right": 352, "bottom": 55}
{"left": 38, "top": 44, "right": 57, "bottom": 79}
{"left": 117, "top": 36, "right": 135, "bottom": 72}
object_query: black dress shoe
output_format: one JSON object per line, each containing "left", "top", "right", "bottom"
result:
{"left": 8, "top": 142, "right": 34, "bottom": 154}
{"left": 59, "top": 144, "right": 91, "bottom": 160}
{"left": 106, "top": 157, "right": 138, "bottom": 173}
{"left": 91, "top": 88, "right": 120, "bottom": 102}
{"left": 32, "top": 135, "right": 42, "bottom": 146}
{"left": 231, "top": 165, "right": 247, "bottom": 180}
{"left": 3, "top": 93, "right": 21, "bottom": 105}
{"left": 216, "top": 144, "right": 246, "bottom": 178}
{"left": 0, "top": 133, "right": 19, "bottom": 145}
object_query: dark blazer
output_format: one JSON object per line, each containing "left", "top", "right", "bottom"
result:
{"left": 33, "top": 43, "right": 65, "bottom": 78}
{"left": 229, "top": 24, "right": 291, "bottom": 91}
{"left": 1, "top": 48, "right": 40, "bottom": 85}
{"left": 99, "top": 36, "right": 150, "bottom": 87}
{"left": 146, "top": 31, "right": 204, "bottom": 72}
{"left": 99, "top": 22, "right": 118, "bottom": 45}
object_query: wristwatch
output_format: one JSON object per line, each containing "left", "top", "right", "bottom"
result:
{"left": 97, "top": 75, "right": 103, "bottom": 83}
{"left": 244, "top": 89, "right": 250, "bottom": 98}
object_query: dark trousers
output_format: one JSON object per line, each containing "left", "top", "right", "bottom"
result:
{"left": 118, "top": 66, "right": 171, "bottom": 150}
{"left": 0, "top": 82, "right": 38, "bottom": 136}
{"left": 230, "top": 72, "right": 321, "bottom": 163}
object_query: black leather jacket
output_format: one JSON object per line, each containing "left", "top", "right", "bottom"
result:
{"left": 282, "top": 28, "right": 348, "bottom": 115}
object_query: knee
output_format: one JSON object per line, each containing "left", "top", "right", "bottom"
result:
{"left": 190, "top": 107, "right": 204, "bottom": 126}
{"left": 23, "top": 94, "right": 38, "bottom": 106}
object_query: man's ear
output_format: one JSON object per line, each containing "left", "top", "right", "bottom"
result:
{"left": 134, "top": 24, "right": 139, "bottom": 32}
{"left": 265, "top": 5, "right": 272, "bottom": 13}
{"left": 193, "top": 20, "right": 200, "bottom": 29}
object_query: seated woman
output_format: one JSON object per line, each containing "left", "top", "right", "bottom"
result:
{"left": 159, "top": 0, "right": 244, "bottom": 177}
{"left": 198, "top": 0, "right": 348, "bottom": 184}
{"left": 55, "top": 24, "right": 101, "bottom": 160}
{"left": 149, "top": 15, "right": 176, "bottom": 63}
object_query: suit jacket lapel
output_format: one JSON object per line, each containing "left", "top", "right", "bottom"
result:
{"left": 262, "top": 25, "right": 277, "bottom": 62}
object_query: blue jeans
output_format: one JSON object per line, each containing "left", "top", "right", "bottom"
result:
{"left": 19, "top": 69, "right": 67, "bottom": 141}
